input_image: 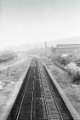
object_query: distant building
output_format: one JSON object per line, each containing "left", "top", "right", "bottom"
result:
{"left": 54, "top": 44, "right": 80, "bottom": 55}
{"left": 57, "top": 44, "right": 80, "bottom": 49}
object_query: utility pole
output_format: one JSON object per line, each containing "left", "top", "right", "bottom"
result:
{"left": 44, "top": 41, "right": 48, "bottom": 57}
{"left": 44, "top": 41, "right": 47, "bottom": 48}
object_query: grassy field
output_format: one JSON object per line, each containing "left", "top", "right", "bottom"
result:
{"left": 0, "top": 55, "right": 29, "bottom": 118}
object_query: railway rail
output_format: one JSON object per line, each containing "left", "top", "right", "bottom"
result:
{"left": 7, "top": 58, "right": 74, "bottom": 120}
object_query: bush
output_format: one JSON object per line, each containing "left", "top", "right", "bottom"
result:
{"left": 55, "top": 55, "right": 71, "bottom": 66}
{"left": 0, "top": 51, "right": 17, "bottom": 63}
{"left": 65, "top": 62, "right": 80, "bottom": 83}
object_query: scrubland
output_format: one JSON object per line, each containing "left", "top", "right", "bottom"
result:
{"left": 40, "top": 47, "right": 80, "bottom": 115}
{"left": 0, "top": 50, "right": 29, "bottom": 118}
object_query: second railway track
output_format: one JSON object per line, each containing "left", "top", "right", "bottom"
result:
{"left": 7, "top": 58, "right": 74, "bottom": 120}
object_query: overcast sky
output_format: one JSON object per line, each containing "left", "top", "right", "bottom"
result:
{"left": 0, "top": 0, "right": 80, "bottom": 50}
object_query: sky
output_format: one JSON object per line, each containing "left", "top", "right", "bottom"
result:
{"left": 0, "top": 0, "right": 80, "bottom": 50}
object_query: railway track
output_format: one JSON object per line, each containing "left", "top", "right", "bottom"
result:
{"left": 7, "top": 59, "right": 74, "bottom": 120}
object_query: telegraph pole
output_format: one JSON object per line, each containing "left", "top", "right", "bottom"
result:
{"left": 44, "top": 41, "right": 48, "bottom": 57}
